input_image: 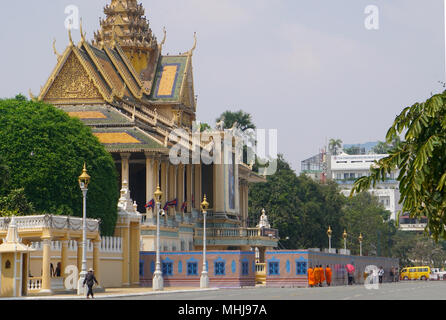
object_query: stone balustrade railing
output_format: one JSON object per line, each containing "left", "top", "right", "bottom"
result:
{"left": 28, "top": 277, "right": 42, "bottom": 292}
{"left": 100, "top": 236, "right": 122, "bottom": 253}
{"left": 194, "top": 227, "right": 279, "bottom": 239}
{"left": 0, "top": 215, "right": 100, "bottom": 232}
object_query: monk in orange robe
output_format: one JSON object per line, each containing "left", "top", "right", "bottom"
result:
{"left": 325, "top": 265, "right": 332, "bottom": 286}
{"left": 320, "top": 265, "right": 326, "bottom": 286}
{"left": 308, "top": 267, "right": 315, "bottom": 287}
{"left": 313, "top": 265, "right": 320, "bottom": 286}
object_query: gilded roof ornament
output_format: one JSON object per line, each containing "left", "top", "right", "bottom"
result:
{"left": 187, "top": 32, "right": 197, "bottom": 56}
{"left": 79, "top": 18, "right": 87, "bottom": 43}
{"left": 68, "top": 27, "right": 74, "bottom": 47}
{"left": 29, "top": 89, "right": 37, "bottom": 101}
{"left": 159, "top": 27, "right": 167, "bottom": 49}
{"left": 53, "top": 39, "right": 62, "bottom": 61}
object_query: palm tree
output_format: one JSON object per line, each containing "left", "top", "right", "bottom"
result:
{"left": 328, "top": 139, "right": 343, "bottom": 155}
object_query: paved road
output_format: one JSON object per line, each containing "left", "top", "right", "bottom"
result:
{"left": 108, "top": 281, "right": 446, "bottom": 300}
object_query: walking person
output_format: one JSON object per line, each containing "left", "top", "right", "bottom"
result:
{"left": 325, "top": 265, "right": 332, "bottom": 287}
{"left": 83, "top": 268, "right": 99, "bottom": 299}
{"left": 314, "top": 265, "right": 321, "bottom": 287}
{"left": 308, "top": 266, "right": 315, "bottom": 288}
{"left": 378, "top": 266, "right": 384, "bottom": 284}
{"left": 320, "top": 265, "right": 326, "bottom": 287}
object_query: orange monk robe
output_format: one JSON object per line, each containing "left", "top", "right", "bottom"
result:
{"left": 320, "top": 267, "right": 326, "bottom": 283}
{"left": 308, "top": 268, "right": 315, "bottom": 287}
{"left": 325, "top": 268, "right": 332, "bottom": 285}
{"left": 314, "top": 267, "right": 320, "bottom": 285}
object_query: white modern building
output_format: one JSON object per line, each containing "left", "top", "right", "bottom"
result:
{"left": 329, "top": 154, "right": 401, "bottom": 221}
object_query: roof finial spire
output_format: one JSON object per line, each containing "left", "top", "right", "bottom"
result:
{"left": 188, "top": 32, "right": 197, "bottom": 56}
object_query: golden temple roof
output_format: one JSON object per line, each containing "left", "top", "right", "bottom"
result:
{"left": 93, "top": 0, "right": 157, "bottom": 56}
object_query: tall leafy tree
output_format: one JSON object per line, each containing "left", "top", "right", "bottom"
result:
{"left": 351, "top": 92, "right": 446, "bottom": 240}
{"left": 249, "top": 155, "right": 345, "bottom": 249}
{"left": 340, "top": 192, "right": 396, "bottom": 256}
{"left": 216, "top": 110, "right": 256, "bottom": 131}
{"left": 0, "top": 97, "right": 119, "bottom": 235}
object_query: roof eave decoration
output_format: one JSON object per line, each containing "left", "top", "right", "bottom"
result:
{"left": 39, "top": 41, "right": 114, "bottom": 104}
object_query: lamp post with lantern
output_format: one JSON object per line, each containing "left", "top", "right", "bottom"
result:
{"left": 200, "top": 195, "right": 209, "bottom": 288}
{"left": 343, "top": 229, "right": 348, "bottom": 254}
{"left": 153, "top": 186, "right": 164, "bottom": 291}
{"left": 359, "top": 233, "right": 363, "bottom": 256}
{"left": 77, "top": 163, "right": 90, "bottom": 295}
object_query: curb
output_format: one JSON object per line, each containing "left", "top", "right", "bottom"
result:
{"left": 0, "top": 288, "right": 220, "bottom": 300}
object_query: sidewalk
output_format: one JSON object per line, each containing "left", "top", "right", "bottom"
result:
{"left": 1, "top": 287, "right": 220, "bottom": 300}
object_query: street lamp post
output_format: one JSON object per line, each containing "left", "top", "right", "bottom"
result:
{"left": 153, "top": 186, "right": 164, "bottom": 291}
{"left": 359, "top": 233, "right": 363, "bottom": 256}
{"left": 77, "top": 163, "right": 90, "bottom": 295}
{"left": 200, "top": 195, "right": 209, "bottom": 288}
{"left": 327, "top": 226, "right": 332, "bottom": 253}
{"left": 343, "top": 229, "right": 348, "bottom": 254}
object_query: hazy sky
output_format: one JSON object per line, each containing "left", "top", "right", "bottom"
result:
{"left": 0, "top": 1, "right": 444, "bottom": 172}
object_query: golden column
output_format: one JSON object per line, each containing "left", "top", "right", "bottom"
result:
{"left": 93, "top": 238, "right": 101, "bottom": 286}
{"left": 41, "top": 236, "right": 52, "bottom": 294}
{"left": 60, "top": 238, "right": 69, "bottom": 279}
{"left": 121, "top": 222, "right": 130, "bottom": 286}
{"left": 120, "top": 153, "right": 131, "bottom": 187}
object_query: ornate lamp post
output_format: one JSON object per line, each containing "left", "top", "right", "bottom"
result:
{"left": 359, "top": 233, "right": 363, "bottom": 256}
{"left": 77, "top": 163, "right": 90, "bottom": 295}
{"left": 343, "top": 229, "right": 348, "bottom": 254}
{"left": 200, "top": 195, "right": 209, "bottom": 288}
{"left": 327, "top": 226, "right": 332, "bottom": 252}
{"left": 153, "top": 186, "right": 164, "bottom": 291}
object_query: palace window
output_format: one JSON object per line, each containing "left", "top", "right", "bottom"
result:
{"left": 242, "top": 262, "right": 249, "bottom": 275}
{"left": 296, "top": 262, "right": 307, "bottom": 275}
{"left": 215, "top": 261, "right": 225, "bottom": 276}
{"left": 187, "top": 262, "right": 198, "bottom": 276}
{"left": 268, "top": 262, "right": 279, "bottom": 275}
{"left": 162, "top": 262, "right": 173, "bottom": 276}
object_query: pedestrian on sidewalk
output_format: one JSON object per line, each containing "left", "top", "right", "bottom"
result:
{"left": 314, "top": 265, "right": 321, "bottom": 287}
{"left": 308, "top": 266, "right": 315, "bottom": 288}
{"left": 83, "top": 268, "right": 99, "bottom": 299}
{"left": 320, "top": 265, "right": 326, "bottom": 287}
{"left": 378, "top": 266, "right": 384, "bottom": 284}
{"left": 325, "top": 265, "right": 332, "bottom": 287}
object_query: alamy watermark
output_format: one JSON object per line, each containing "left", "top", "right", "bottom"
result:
{"left": 168, "top": 123, "right": 278, "bottom": 176}
{"left": 365, "top": 5, "right": 380, "bottom": 30}
{"left": 65, "top": 5, "right": 80, "bottom": 30}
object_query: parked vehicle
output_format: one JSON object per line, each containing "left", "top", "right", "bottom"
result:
{"left": 429, "top": 268, "right": 446, "bottom": 280}
{"left": 400, "top": 266, "right": 430, "bottom": 280}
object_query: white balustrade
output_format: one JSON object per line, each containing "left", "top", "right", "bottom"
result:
{"left": 100, "top": 236, "right": 122, "bottom": 253}
{"left": 28, "top": 277, "right": 42, "bottom": 291}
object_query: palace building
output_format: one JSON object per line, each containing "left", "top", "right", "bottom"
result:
{"left": 36, "top": 0, "right": 279, "bottom": 254}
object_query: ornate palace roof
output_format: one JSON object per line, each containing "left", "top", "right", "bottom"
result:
{"left": 36, "top": 0, "right": 198, "bottom": 153}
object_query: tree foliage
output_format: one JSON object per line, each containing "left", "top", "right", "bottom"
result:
{"left": 216, "top": 110, "right": 256, "bottom": 131}
{"left": 249, "top": 155, "right": 345, "bottom": 249}
{"left": 0, "top": 97, "right": 119, "bottom": 235}
{"left": 328, "top": 139, "right": 342, "bottom": 155}
{"left": 351, "top": 92, "right": 446, "bottom": 240}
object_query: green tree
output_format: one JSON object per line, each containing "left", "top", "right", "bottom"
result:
{"left": 0, "top": 156, "right": 9, "bottom": 196}
{"left": 351, "top": 92, "right": 446, "bottom": 240}
{"left": 341, "top": 192, "right": 396, "bottom": 256}
{"left": 216, "top": 110, "right": 256, "bottom": 131}
{"left": 372, "top": 137, "right": 403, "bottom": 154}
{"left": 328, "top": 139, "right": 342, "bottom": 155}
{"left": 249, "top": 155, "right": 345, "bottom": 249}
{"left": 0, "top": 97, "right": 119, "bottom": 235}
{"left": 0, "top": 188, "right": 34, "bottom": 216}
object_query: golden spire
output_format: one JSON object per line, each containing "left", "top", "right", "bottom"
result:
{"left": 94, "top": 0, "right": 157, "bottom": 53}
